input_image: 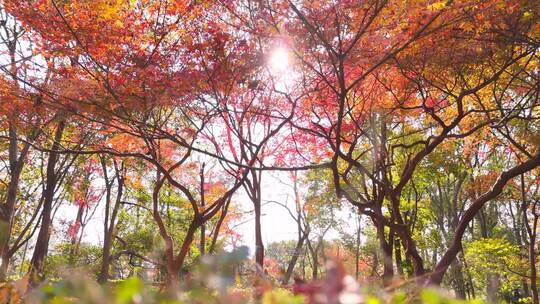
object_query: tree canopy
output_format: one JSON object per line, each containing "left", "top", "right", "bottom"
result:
{"left": 0, "top": 0, "right": 539, "bottom": 302}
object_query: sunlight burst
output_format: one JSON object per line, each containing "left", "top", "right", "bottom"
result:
{"left": 268, "top": 47, "right": 289, "bottom": 72}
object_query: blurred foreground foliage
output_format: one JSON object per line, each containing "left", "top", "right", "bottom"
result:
{"left": 0, "top": 247, "right": 484, "bottom": 303}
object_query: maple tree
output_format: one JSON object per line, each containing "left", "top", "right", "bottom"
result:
{"left": 0, "top": 0, "right": 539, "bottom": 302}
{"left": 229, "top": 0, "right": 540, "bottom": 285}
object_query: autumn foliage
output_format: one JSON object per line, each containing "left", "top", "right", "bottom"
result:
{"left": 0, "top": 0, "right": 539, "bottom": 302}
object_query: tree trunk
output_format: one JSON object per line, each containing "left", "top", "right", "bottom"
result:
{"left": 528, "top": 236, "right": 538, "bottom": 304}
{"left": 199, "top": 208, "right": 205, "bottom": 256}
{"left": 152, "top": 174, "right": 178, "bottom": 287}
{"left": 450, "top": 259, "right": 467, "bottom": 299}
{"left": 429, "top": 154, "right": 540, "bottom": 285}
{"left": 208, "top": 198, "right": 231, "bottom": 254}
{"left": 0, "top": 258, "right": 9, "bottom": 282}
{"left": 282, "top": 234, "right": 306, "bottom": 285}
{"left": 98, "top": 164, "right": 124, "bottom": 284}
{"left": 98, "top": 228, "right": 113, "bottom": 283}
{"left": 486, "top": 273, "right": 500, "bottom": 303}
{"left": 355, "top": 222, "right": 362, "bottom": 280}
{"left": 282, "top": 172, "right": 307, "bottom": 285}
{"left": 395, "top": 238, "right": 403, "bottom": 276}
{"left": 98, "top": 157, "right": 113, "bottom": 284}
{"left": 311, "top": 251, "right": 318, "bottom": 280}
{"left": 68, "top": 205, "right": 84, "bottom": 264}
{"left": 376, "top": 222, "right": 394, "bottom": 283}
{"left": 199, "top": 165, "right": 206, "bottom": 255}
{"left": 29, "top": 121, "right": 65, "bottom": 282}
{"left": 254, "top": 200, "right": 264, "bottom": 268}
{"left": 306, "top": 239, "right": 319, "bottom": 280}
{"left": 163, "top": 237, "right": 178, "bottom": 288}
{"left": 0, "top": 39, "right": 30, "bottom": 281}
{"left": 388, "top": 192, "right": 425, "bottom": 277}
{"left": 173, "top": 219, "right": 199, "bottom": 277}
{"left": 522, "top": 174, "right": 539, "bottom": 304}
{"left": 0, "top": 124, "right": 30, "bottom": 281}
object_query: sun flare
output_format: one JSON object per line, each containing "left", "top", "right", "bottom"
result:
{"left": 269, "top": 47, "right": 289, "bottom": 72}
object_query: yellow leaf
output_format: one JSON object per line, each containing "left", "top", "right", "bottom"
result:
{"left": 428, "top": 1, "right": 447, "bottom": 11}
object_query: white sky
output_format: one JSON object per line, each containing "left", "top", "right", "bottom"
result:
{"left": 73, "top": 171, "right": 304, "bottom": 255}
{"left": 60, "top": 169, "right": 350, "bottom": 258}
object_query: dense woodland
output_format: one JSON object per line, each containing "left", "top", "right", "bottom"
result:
{"left": 0, "top": 0, "right": 539, "bottom": 303}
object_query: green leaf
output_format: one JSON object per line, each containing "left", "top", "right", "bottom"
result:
{"left": 114, "top": 277, "right": 143, "bottom": 304}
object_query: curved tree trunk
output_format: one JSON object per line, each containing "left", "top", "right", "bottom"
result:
{"left": 282, "top": 234, "right": 307, "bottom": 285}
{"left": 429, "top": 153, "right": 540, "bottom": 285}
